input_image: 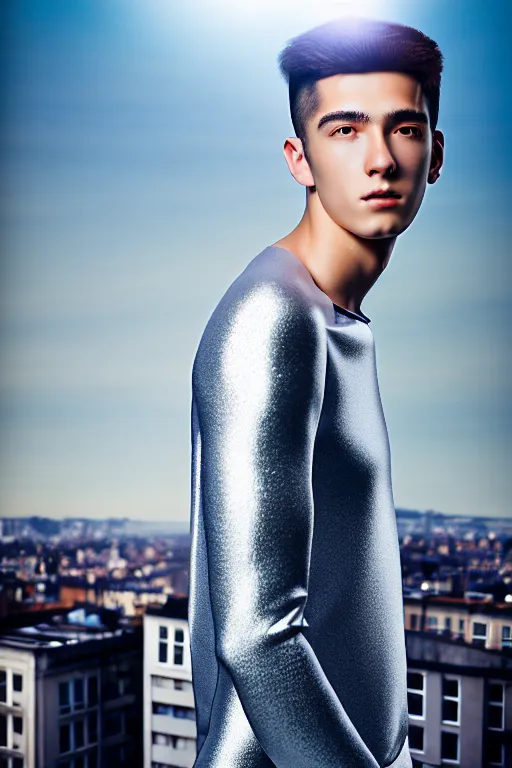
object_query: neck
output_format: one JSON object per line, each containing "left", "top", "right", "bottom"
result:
{"left": 274, "top": 191, "right": 397, "bottom": 315}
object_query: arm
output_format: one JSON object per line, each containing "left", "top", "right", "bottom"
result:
{"left": 193, "top": 282, "right": 380, "bottom": 768}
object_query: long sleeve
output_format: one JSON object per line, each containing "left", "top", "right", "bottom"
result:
{"left": 192, "top": 280, "right": 381, "bottom": 768}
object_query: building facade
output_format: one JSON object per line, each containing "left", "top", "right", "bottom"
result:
{"left": 143, "top": 597, "right": 196, "bottom": 768}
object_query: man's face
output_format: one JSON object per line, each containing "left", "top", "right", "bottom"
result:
{"left": 301, "top": 71, "right": 442, "bottom": 239}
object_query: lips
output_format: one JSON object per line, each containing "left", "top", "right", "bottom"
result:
{"left": 362, "top": 190, "right": 402, "bottom": 200}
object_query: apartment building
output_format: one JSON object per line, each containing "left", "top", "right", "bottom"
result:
{"left": 143, "top": 597, "right": 196, "bottom": 768}
{"left": 0, "top": 604, "right": 143, "bottom": 768}
{"left": 404, "top": 594, "right": 512, "bottom": 650}
{"left": 405, "top": 630, "right": 512, "bottom": 767}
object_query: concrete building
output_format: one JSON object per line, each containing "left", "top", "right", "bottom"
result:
{"left": 0, "top": 604, "right": 143, "bottom": 768}
{"left": 143, "top": 597, "right": 196, "bottom": 768}
{"left": 406, "top": 630, "right": 512, "bottom": 767}
{"left": 404, "top": 594, "right": 512, "bottom": 650}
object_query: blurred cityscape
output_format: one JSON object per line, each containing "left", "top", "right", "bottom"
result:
{"left": 1, "top": 508, "right": 512, "bottom": 768}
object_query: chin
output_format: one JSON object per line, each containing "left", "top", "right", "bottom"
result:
{"left": 356, "top": 214, "right": 413, "bottom": 239}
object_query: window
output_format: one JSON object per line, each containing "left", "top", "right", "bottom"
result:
{"left": 501, "top": 626, "right": 512, "bottom": 649}
{"left": 0, "top": 672, "right": 6, "bottom": 704}
{"left": 458, "top": 618, "right": 465, "bottom": 637}
{"left": 12, "top": 675, "right": 22, "bottom": 693}
{"left": 12, "top": 717, "right": 22, "bottom": 735}
{"left": 0, "top": 714, "right": 6, "bottom": 747}
{"left": 88, "top": 712, "right": 98, "bottom": 744}
{"left": 440, "top": 731, "right": 459, "bottom": 763}
{"left": 1, "top": 759, "right": 25, "bottom": 768}
{"left": 407, "top": 671, "right": 426, "bottom": 719}
{"left": 174, "top": 628, "right": 185, "bottom": 665}
{"left": 59, "top": 677, "right": 97, "bottom": 714}
{"left": 74, "top": 719, "right": 85, "bottom": 749}
{"left": 152, "top": 702, "right": 195, "bottom": 721}
{"left": 441, "top": 677, "right": 460, "bottom": 725}
{"left": 444, "top": 616, "right": 452, "bottom": 631}
{"left": 410, "top": 614, "right": 418, "bottom": 630}
{"left": 158, "top": 626, "right": 168, "bottom": 664}
{"left": 87, "top": 677, "right": 97, "bottom": 707}
{"left": 60, "top": 723, "right": 71, "bottom": 754}
{"left": 487, "top": 683, "right": 504, "bottom": 730}
{"left": 487, "top": 730, "right": 505, "bottom": 767}
{"left": 426, "top": 615, "right": 438, "bottom": 631}
{"left": 472, "top": 621, "right": 487, "bottom": 647}
{"left": 408, "top": 724, "right": 424, "bottom": 752}
{"left": 74, "top": 679, "right": 84, "bottom": 710}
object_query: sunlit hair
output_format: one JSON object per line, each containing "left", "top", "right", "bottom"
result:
{"left": 278, "top": 16, "right": 444, "bottom": 150}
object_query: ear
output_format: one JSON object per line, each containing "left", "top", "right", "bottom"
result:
{"left": 282, "top": 137, "right": 315, "bottom": 187}
{"left": 428, "top": 129, "right": 445, "bottom": 184}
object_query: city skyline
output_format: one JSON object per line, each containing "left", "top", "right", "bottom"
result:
{"left": 1, "top": 0, "right": 510, "bottom": 520}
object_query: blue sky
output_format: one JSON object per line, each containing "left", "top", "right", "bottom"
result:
{"left": 1, "top": 0, "right": 510, "bottom": 521}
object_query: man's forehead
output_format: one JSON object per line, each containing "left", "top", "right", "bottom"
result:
{"left": 313, "top": 71, "right": 426, "bottom": 115}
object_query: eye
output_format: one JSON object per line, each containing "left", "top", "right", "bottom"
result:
{"left": 331, "top": 126, "right": 354, "bottom": 136}
{"left": 397, "top": 126, "right": 423, "bottom": 139}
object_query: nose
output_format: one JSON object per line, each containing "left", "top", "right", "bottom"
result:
{"left": 364, "top": 131, "right": 397, "bottom": 177}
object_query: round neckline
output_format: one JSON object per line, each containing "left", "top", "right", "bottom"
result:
{"left": 268, "top": 244, "right": 371, "bottom": 324}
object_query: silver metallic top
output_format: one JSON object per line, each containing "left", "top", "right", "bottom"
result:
{"left": 188, "top": 245, "right": 412, "bottom": 767}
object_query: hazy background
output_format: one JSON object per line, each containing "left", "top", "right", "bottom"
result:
{"left": 1, "top": 0, "right": 510, "bottom": 522}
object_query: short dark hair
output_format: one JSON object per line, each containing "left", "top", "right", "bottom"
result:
{"left": 278, "top": 17, "right": 444, "bottom": 146}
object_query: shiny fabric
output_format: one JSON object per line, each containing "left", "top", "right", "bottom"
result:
{"left": 188, "top": 245, "right": 412, "bottom": 767}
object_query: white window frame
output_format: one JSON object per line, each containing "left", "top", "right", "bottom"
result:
{"left": 487, "top": 681, "right": 505, "bottom": 731}
{"left": 173, "top": 627, "right": 185, "bottom": 666}
{"left": 0, "top": 711, "right": 24, "bottom": 751}
{"left": 441, "top": 676, "right": 461, "bottom": 726}
{"left": 472, "top": 621, "right": 488, "bottom": 646}
{"left": 440, "top": 729, "right": 460, "bottom": 765}
{"left": 407, "top": 669, "right": 426, "bottom": 721}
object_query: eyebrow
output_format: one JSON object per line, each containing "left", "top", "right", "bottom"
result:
{"left": 317, "top": 109, "right": 429, "bottom": 130}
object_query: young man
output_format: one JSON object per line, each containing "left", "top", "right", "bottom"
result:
{"left": 188, "top": 16, "right": 444, "bottom": 768}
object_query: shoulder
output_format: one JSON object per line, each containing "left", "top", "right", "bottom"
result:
{"left": 193, "top": 250, "right": 326, "bottom": 392}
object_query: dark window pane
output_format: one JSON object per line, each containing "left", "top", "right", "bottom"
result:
{"left": 88, "top": 676, "right": 98, "bottom": 707}
{"left": 410, "top": 614, "right": 418, "bottom": 629}
{"left": 13, "top": 674, "right": 23, "bottom": 693}
{"left": 159, "top": 626, "right": 168, "bottom": 639}
{"left": 442, "top": 678, "right": 459, "bottom": 698}
{"left": 74, "top": 678, "right": 84, "bottom": 709}
{"left": 444, "top": 617, "right": 452, "bottom": 629}
{"left": 473, "top": 622, "right": 487, "bottom": 635}
{"left": 13, "top": 716, "right": 23, "bottom": 734}
{"left": 75, "top": 719, "right": 85, "bottom": 748}
{"left": 88, "top": 747, "right": 98, "bottom": 768}
{"left": 175, "top": 628, "right": 184, "bottom": 643}
{"left": 0, "top": 671, "right": 6, "bottom": 703}
{"left": 158, "top": 642, "right": 167, "bottom": 663}
{"left": 488, "top": 703, "right": 503, "bottom": 729}
{"left": 408, "top": 724, "right": 424, "bottom": 751}
{"left": 174, "top": 645, "right": 184, "bottom": 665}
{"left": 75, "top": 757, "right": 84, "bottom": 768}
{"left": 60, "top": 723, "right": 71, "bottom": 754}
{"left": 441, "top": 731, "right": 458, "bottom": 761}
{"left": 13, "top": 758, "right": 24, "bottom": 768}
{"left": 489, "top": 684, "right": 504, "bottom": 704}
{"left": 59, "top": 682, "right": 70, "bottom": 708}
{"left": 487, "top": 731, "right": 504, "bottom": 763}
{"left": 407, "top": 672, "right": 424, "bottom": 691}
{"left": 0, "top": 714, "right": 7, "bottom": 747}
{"left": 88, "top": 711, "right": 98, "bottom": 743}
{"left": 407, "top": 692, "right": 423, "bottom": 717}
{"left": 442, "top": 699, "right": 459, "bottom": 723}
